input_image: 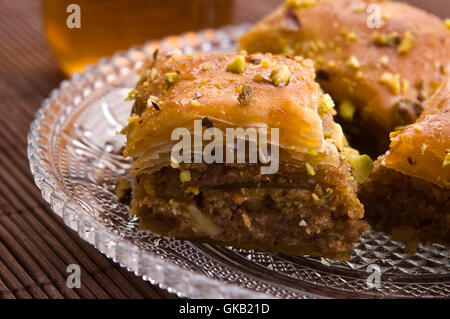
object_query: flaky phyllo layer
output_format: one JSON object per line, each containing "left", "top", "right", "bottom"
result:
{"left": 382, "top": 77, "right": 450, "bottom": 188}
{"left": 122, "top": 51, "right": 369, "bottom": 179}
{"left": 360, "top": 78, "right": 450, "bottom": 248}
{"left": 120, "top": 51, "right": 372, "bottom": 258}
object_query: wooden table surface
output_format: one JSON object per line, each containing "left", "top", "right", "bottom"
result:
{"left": 0, "top": 0, "right": 284, "bottom": 299}
{"left": 0, "top": 0, "right": 446, "bottom": 299}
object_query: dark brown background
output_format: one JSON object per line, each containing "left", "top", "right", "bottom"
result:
{"left": 0, "top": 0, "right": 446, "bottom": 299}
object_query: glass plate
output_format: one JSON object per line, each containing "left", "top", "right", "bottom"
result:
{"left": 28, "top": 25, "right": 450, "bottom": 299}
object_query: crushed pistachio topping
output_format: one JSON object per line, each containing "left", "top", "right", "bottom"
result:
{"left": 380, "top": 55, "right": 389, "bottom": 67}
{"left": 327, "top": 60, "right": 336, "bottom": 70}
{"left": 226, "top": 55, "right": 246, "bottom": 74}
{"left": 431, "top": 80, "right": 442, "bottom": 91}
{"left": 238, "top": 85, "right": 254, "bottom": 105}
{"left": 305, "top": 162, "right": 316, "bottom": 176}
{"left": 281, "top": 44, "right": 295, "bottom": 55}
{"left": 332, "top": 123, "right": 348, "bottom": 151}
{"left": 311, "top": 193, "right": 320, "bottom": 202}
{"left": 349, "top": 155, "right": 374, "bottom": 184}
{"left": 379, "top": 72, "right": 401, "bottom": 95}
{"left": 387, "top": 32, "right": 402, "bottom": 46}
{"left": 294, "top": 55, "right": 303, "bottom": 62}
{"left": 270, "top": 65, "right": 291, "bottom": 86}
{"left": 179, "top": 170, "right": 191, "bottom": 183}
{"left": 355, "top": 71, "right": 364, "bottom": 80}
{"left": 164, "top": 72, "right": 178, "bottom": 84}
{"left": 372, "top": 32, "right": 388, "bottom": 46}
{"left": 398, "top": 32, "right": 415, "bottom": 54}
{"left": 443, "top": 153, "right": 450, "bottom": 167}
{"left": 168, "top": 198, "right": 174, "bottom": 205}
{"left": 342, "top": 77, "right": 354, "bottom": 93}
{"left": 445, "top": 19, "right": 450, "bottom": 30}
{"left": 170, "top": 156, "right": 180, "bottom": 168}
{"left": 344, "top": 30, "right": 358, "bottom": 41}
{"left": 169, "top": 48, "right": 183, "bottom": 61}
{"left": 202, "top": 62, "right": 212, "bottom": 71}
{"left": 307, "top": 149, "right": 318, "bottom": 157}
{"left": 346, "top": 56, "right": 360, "bottom": 69}
{"left": 127, "top": 115, "right": 140, "bottom": 125}
{"left": 319, "top": 93, "right": 337, "bottom": 115}
{"left": 401, "top": 79, "right": 409, "bottom": 94}
{"left": 150, "top": 68, "right": 159, "bottom": 82}
{"left": 372, "top": 32, "right": 401, "bottom": 47}
{"left": 339, "top": 100, "right": 356, "bottom": 122}
{"left": 261, "top": 59, "right": 270, "bottom": 68}
{"left": 253, "top": 74, "right": 265, "bottom": 83}
{"left": 125, "top": 89, "right": 138, "bottom": 101}
{"left": 420, "top": 143, "right": 428, "bottom": 154}
{"left": 322, "top": 188, "right": 333, "bottom": 199}
{"left": 186, "top": 186, "right": 200, "bottom": 195}
{"left": 286, "top": 0, "right": 316, "bottom": 8}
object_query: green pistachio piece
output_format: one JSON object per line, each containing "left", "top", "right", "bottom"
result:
{"left": 339, "top": 100, "right": 356, "bottom": 122}
{"left": 226, "top": 55, "right": 247, "bottom": 74}
{"left": 164, "top": 72, "right": 178, "bottom": 84}
{"left": 349, "top": 154, "right": 374, "bottom": 184}
{"left": 270, "top": 65, "right": 291, "bottom": 87}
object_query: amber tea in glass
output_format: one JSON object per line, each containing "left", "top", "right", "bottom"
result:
{"left": 43, "top": 0, "right": 234, "bottom": 75}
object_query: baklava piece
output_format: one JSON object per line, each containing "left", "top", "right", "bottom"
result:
{"left": 239, "top": 0, "right": 450, "bottom": 154}
{"left": 361, "top": 78, "right": 450, "bottom": 251}
{"left": 122, "top": 51, "right": 369, "bottom": 259}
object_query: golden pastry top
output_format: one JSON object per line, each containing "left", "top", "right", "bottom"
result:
{"left": 383, "top": 77, "right": 450, "bottom": 188}
{"left": 123, "top": 51, "right": 336, "bottom": 162}
{"left": 239, "top": 0, "right": 450, "bottom": 139}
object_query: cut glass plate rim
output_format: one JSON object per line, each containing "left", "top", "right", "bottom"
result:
{"left": 27, "top": 24, "right": 449, "bottom": 299}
